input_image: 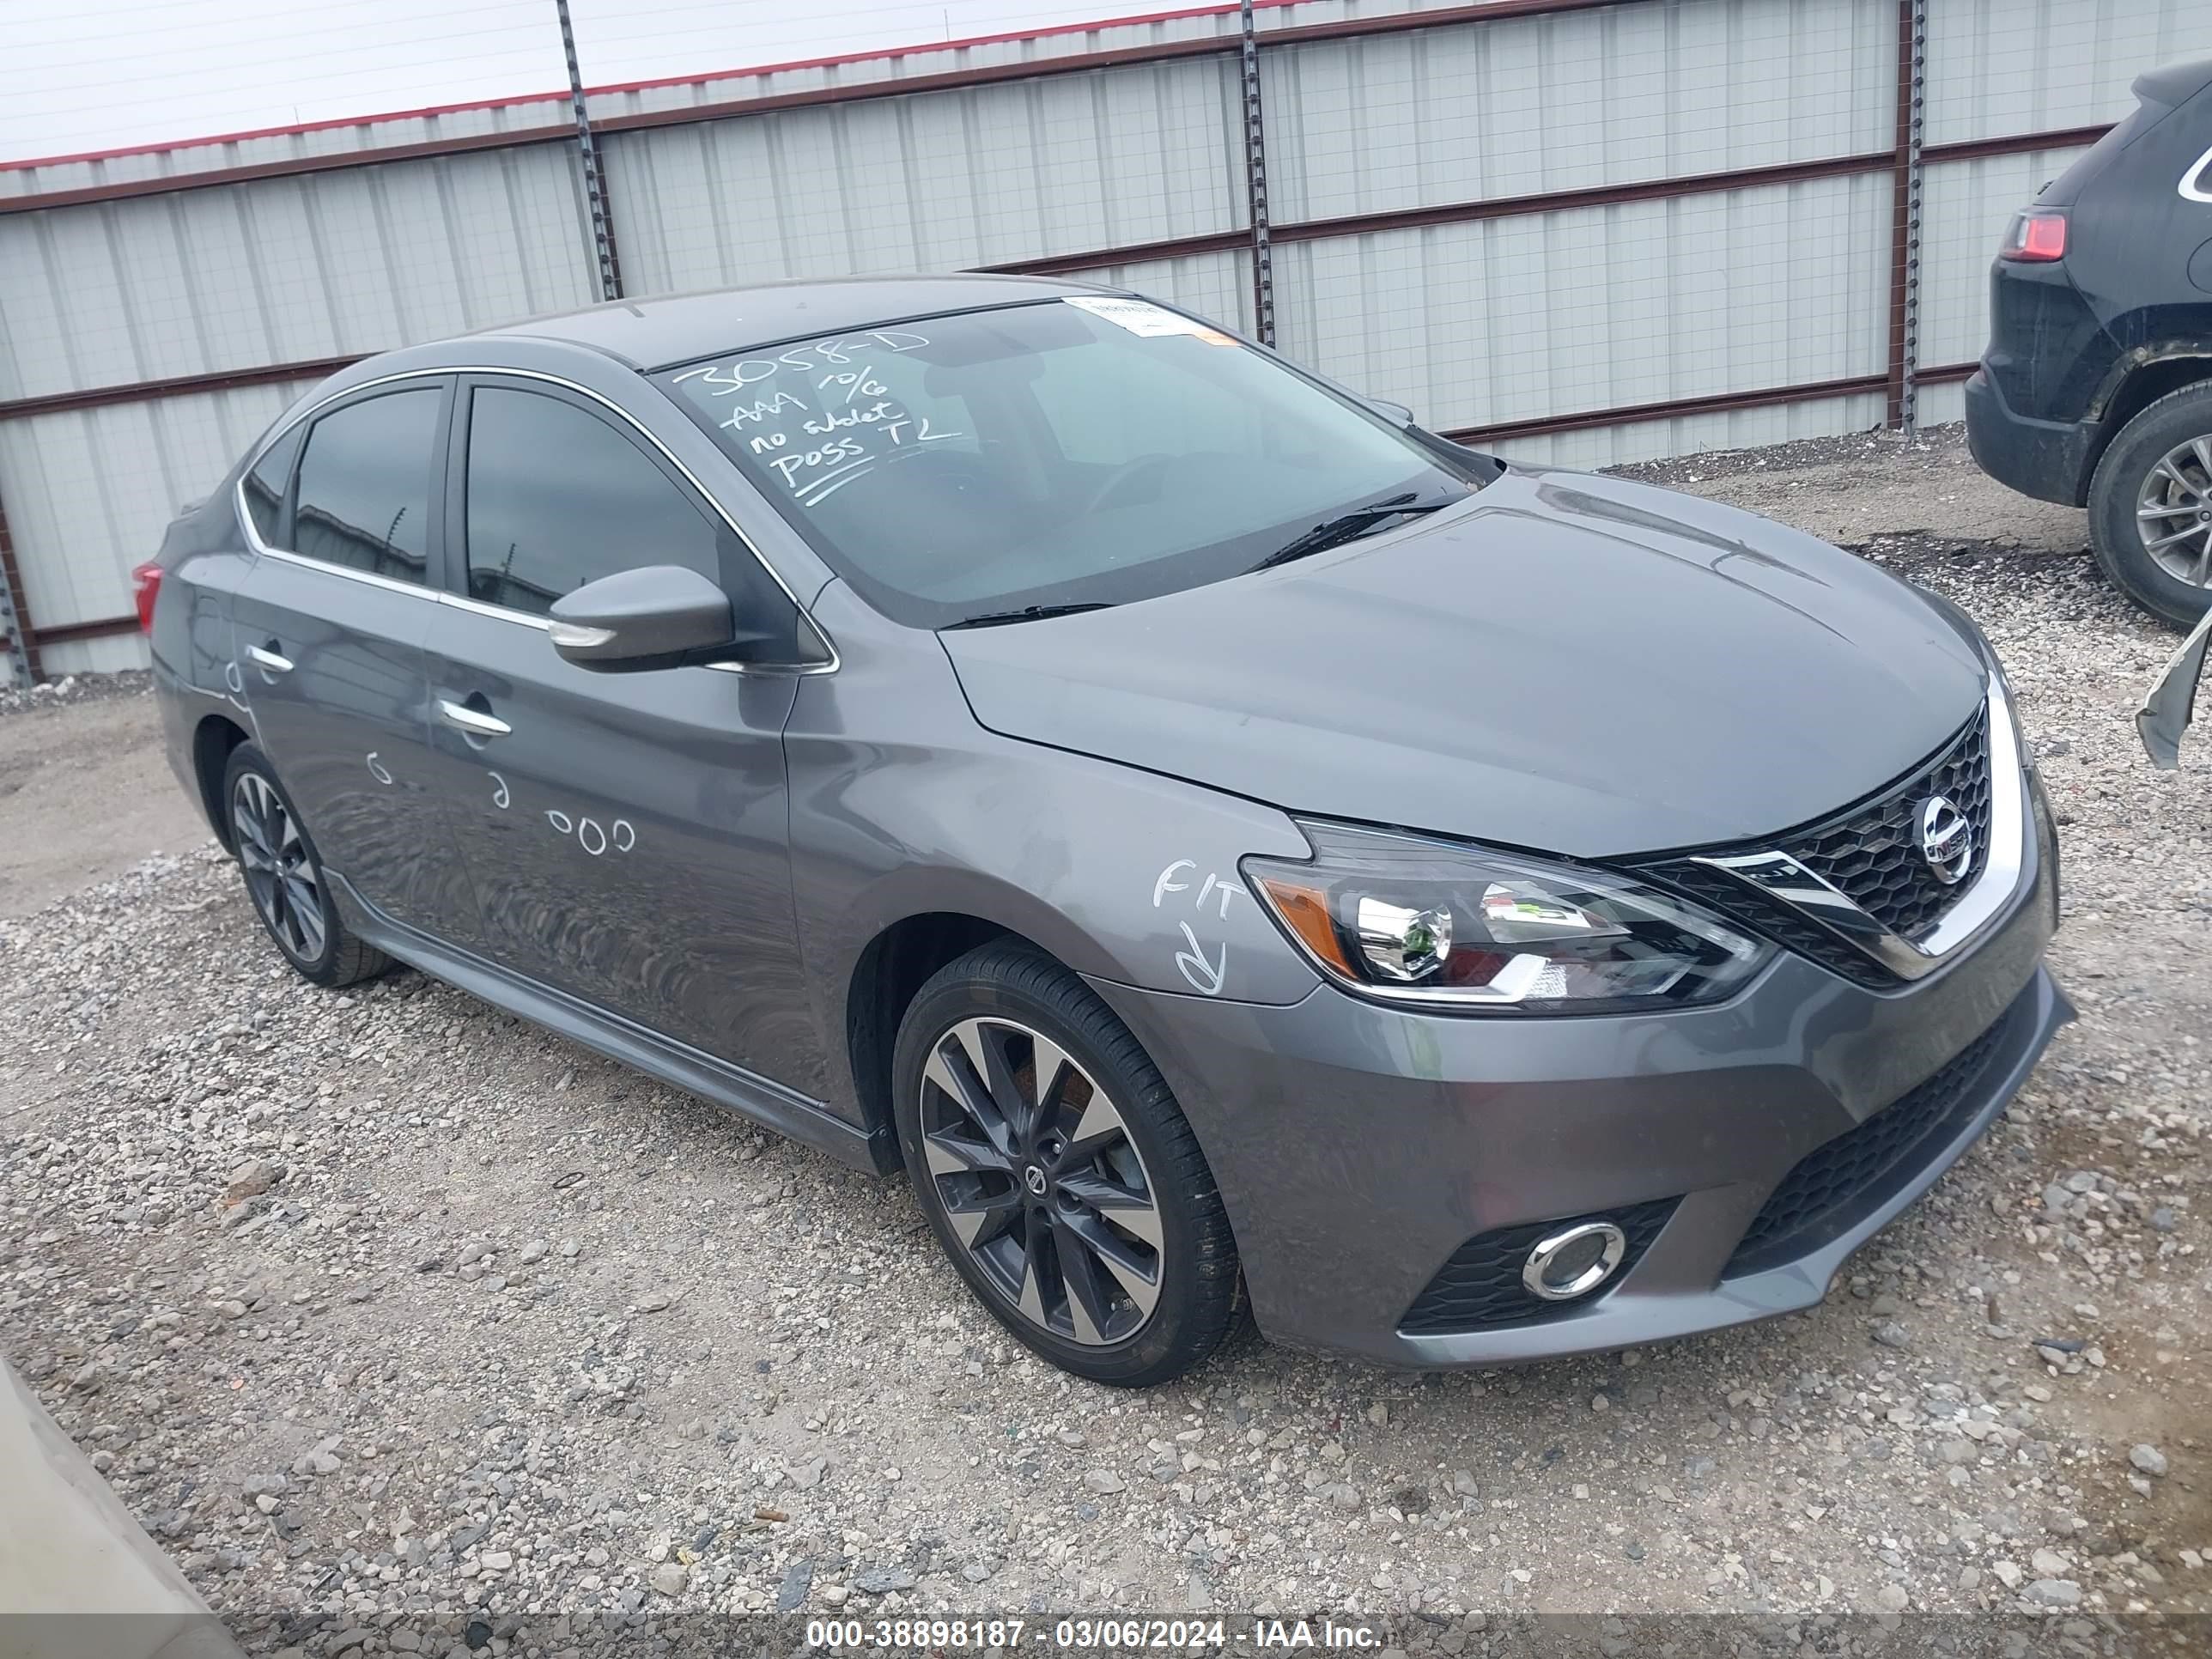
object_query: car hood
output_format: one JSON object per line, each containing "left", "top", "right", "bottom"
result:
{"left": 939, "top": 467, "right": 1989, "bottom": 860}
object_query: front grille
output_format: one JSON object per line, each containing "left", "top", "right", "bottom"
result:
{"left": 1399, "top": 1198, "right": 1679, "bottom": 1336}
{"left": 1636, "top": 706, "right": 1994, "bottom": 985}
{"left": 1784, "top": 708, "right": 1992, "bottom": 941}
{"left": 1723, "top": 1012, "right": 2010, "bottom": 1279}
{"left": 1645, "top": 859, "right": 1894, "bottom": 990}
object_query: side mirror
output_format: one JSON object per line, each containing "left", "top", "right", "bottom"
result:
{"left": 1368, "top": 398, "right": 1415, "bottom": 427}
{"left": 549, "top": 565, "right": 753, "bottom": 672}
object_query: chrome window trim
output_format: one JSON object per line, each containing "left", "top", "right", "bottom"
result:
{"left": 2180, "top": 140, "right": 2212, "bottom": 204}
{"left": 436, "top": 588, "right": 551, "bottom": 631}
{"left": 256, "top": 544, "right": 437, "bottom": 601}
{"left": 232, "top": 365, "right": 839, "bottom": 677}
{"left": 1693, "top": 674, "right": 2027, "bottom": 982}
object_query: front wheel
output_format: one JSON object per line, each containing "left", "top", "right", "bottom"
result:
{"left": 2087, "top": 383, "right": 2212, "bottom": 628}
{"left": 891, "top": 942, "right": 1242, "bottom": 1386}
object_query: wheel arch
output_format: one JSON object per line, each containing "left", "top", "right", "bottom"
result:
{"left": 842, "top": 908, "right": 1042, "bottom": 1158}
{"left": 192, "top": 713, "right": 252, "bottom": 852}
{"left": 2084, "top": 349, "right": 2212, "bottom": 501}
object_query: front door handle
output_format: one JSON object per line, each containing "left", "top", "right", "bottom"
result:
{"left": 246, "top": 642, "right": 293, "bottom": 676}
{"left": 437, "top": 698, "right": 512, "bottom": 739}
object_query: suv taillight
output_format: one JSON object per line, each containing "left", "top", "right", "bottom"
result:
{"left": 131, "top": 561, "right": 163, "bottom": 634}
{"left": 1999, "top": 209, "right": 2068, "bottom": 263}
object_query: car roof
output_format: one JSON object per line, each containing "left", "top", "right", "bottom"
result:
{"left": 2133, "top": 53, "right": 2212, "bottom": 111}
{"left": 471, "top": 273, "right": 1109, "bottom": 372}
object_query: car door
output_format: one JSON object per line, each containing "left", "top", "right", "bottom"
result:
{"left": 229, "top": 377, "right": 482, "bottom": 941}
{"left": 421, "top": 373, "right": 827, "bottom": 1091}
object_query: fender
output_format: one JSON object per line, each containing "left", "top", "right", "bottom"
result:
{"left": 2086, "top": 341, "right": 2212, "bottom": 422}
{"left": 783, "top": 584, "right": 1327, "bottom": 1120}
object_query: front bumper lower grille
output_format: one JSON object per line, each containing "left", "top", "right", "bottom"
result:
{"left": 1723, "top": 1011, "right": 2009, "bottom": 1279}
{"left": 1399, "top": 1197, "right": 1680, "bottom": 1336}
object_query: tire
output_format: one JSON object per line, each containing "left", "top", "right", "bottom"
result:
{"left": 222, "top": 743, "right": 392, "bottom": 988}
{"left": 891, "top": 941, "right": 1242, "bottom": 1387}
{"left": 2087, "top": 382, "right": 2212, "bottom": 629}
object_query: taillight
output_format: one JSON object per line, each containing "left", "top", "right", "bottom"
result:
{"left": 131, "top": 560, "right": 163, "bottom": 634}
{"left": 1999, "top": 209, "right": 2068, "bottom": 263}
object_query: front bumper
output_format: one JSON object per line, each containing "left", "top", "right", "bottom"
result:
{"left": 1087, "top": 789, "right": 2066, "bottom": 1369}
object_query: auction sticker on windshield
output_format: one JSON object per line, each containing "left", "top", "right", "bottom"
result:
{"left": 1065, "top": 295, "right": 1237, "bottom": 343}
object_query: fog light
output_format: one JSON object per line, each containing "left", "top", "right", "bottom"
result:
{"left": 1522, "top": 1220, "right": 1627, "bottom": 1302}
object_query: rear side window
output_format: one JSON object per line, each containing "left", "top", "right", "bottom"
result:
{"left": 240, "top": 422, "right": 303, "bottom": 545}
{"left": 292, "top": 389, "right": 441, "bottom": 585}
{"left": 462, "top": 386, "right": 721, "bottom": 615}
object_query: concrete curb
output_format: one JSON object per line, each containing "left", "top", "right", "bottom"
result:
{"left": 0, "top": 1358, "right": 242, "bottom": 1657}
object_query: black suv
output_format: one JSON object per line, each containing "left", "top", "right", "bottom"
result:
{"left": 1965, "top": 54, "right": 2212, "bottom": 627}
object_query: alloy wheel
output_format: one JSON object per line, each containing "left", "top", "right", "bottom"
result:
{"left": 2134, "top": 434, "right": 2212, "bottom": 587}
{"left": 917, "top": 1017, "right": 1164, "bottom": 1346}
{"left": 231, "top": 771, "right": 327, "bottom": 963}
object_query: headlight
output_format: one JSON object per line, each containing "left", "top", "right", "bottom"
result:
{"left": 1243, "top": 822, "right": 1772, "bottom": 1013}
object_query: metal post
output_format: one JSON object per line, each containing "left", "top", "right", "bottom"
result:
{"left": 556, "top": 0, "right": 625, "bottom": 302}
{"left": 0, "top": 485, "right": 41, "bottom": 687}
{"left": 1239, "top": 0, "right": 1275, "bottom": 347}
{"left": 1885, "top": 0, "right": 1929, "bottom": 435}
{"left": 1898, "top": 0, "right": 1928, "bottom": 437}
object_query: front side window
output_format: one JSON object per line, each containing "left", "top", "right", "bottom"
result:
{"left": 463, "top": 386, "right": 722, "bottom": 617}
{"left": 656, "top": 297, "right": 1493, "bottom": 628}
{"left": 292, "top": 389, "right": 441, "bottom": 584}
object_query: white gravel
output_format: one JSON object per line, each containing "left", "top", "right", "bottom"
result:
{"left": 2, "top": 427, "right": 2207, "bottom": 1650}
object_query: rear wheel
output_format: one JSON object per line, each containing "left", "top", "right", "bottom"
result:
{"left": 891, "top": 942, "right": 1242, "bottom": 1386}
{"left": 223, "top": 744, "right": 392, "bottom": 988}
{"left": 2087, "top": 383, "right": 2212, "bottom": 627}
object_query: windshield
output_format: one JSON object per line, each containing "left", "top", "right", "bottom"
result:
{"left": 653, "top": 297, "right": 1491, "bottom": 628}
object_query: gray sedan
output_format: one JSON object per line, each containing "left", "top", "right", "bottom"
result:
{"left": 139, "top": 276, "right": 2068, "bottom": 1384}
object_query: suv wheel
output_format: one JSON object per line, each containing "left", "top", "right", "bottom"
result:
{"left": 2087, "top": 383, "right": 2212, "bottom": 627}
{"left": 224, "top": 743, "right": 392, "bottom": 988}
{"left": 891, "top": 942, "right": 1242, "bottom": 1386}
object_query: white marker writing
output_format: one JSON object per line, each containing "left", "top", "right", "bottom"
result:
{"left": 1153, "top": 860, "right": 1195, "bottom": 907}
{"left": 721, "top": 391, "right": 808, "bottom": 430}
{"left": 1175, "top": 923, "right": 1227, "bottom": 997}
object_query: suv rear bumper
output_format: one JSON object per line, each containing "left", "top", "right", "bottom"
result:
{"left": 1963, "top": 365, "right": 2096, "bottom": 507}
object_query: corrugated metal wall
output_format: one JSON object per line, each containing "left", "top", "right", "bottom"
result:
{"left": 1264, "top": 0, "right": 1893, "bottom": 213}
{"left": 3, "top": 0, "right": 2210, "bottom": 680}
{"left": 0, "top": 151, "right": 599, "bottom": 402}
{"left": 0, "top": 380, "right": 313, "bottom": 675}
{"left": 599, "top": 55, "right": 1248, "bottom": 291}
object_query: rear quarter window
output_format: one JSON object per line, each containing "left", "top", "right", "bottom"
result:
{"left": 240, "top": 423, "right": 303, "bottom": 546}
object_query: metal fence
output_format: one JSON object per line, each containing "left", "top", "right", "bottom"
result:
{"left": 2, "top": 0, "right": 2207, "bottom": 683}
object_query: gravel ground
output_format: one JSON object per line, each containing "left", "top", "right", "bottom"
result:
{"left": 0, "top": 665, "right": 155, "bottom": 717}
{"left": 0, "top": 672, "right": 205, "bottom": 919}
{"left": 1, "top": 427, "right": 2207, "bottom": 1650}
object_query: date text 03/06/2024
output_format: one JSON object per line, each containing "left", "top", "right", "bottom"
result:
{"left": 803, "top": 1617, "right": 1387, "bottom": 1650}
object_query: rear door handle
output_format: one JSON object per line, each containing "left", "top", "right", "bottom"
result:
{"left": 437, "top": 698, "right": 512, "bottom": 738}
{"left": 246, "top": 643, "right": 293, "bottom": 675}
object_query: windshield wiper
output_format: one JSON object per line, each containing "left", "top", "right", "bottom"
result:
{"left": 1249, "top": 492, "right": 1458, "bottom": 571}
{"left": 941, "top": 602, "right": 1115, "bottom": 630}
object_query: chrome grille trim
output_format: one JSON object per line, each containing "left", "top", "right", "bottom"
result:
{"left": 1689, "top": 676, "right": 2025, "bottom": 982}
